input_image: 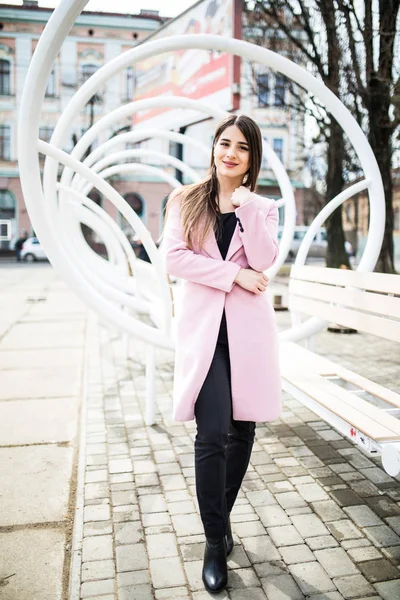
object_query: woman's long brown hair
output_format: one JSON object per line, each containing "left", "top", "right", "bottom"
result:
{"left": 164, "top": 114, "right": 262, "bottom": 250}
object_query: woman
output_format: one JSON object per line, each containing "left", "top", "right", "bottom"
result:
{"left": 162, "top": 114, "right": 281, "bottom": 593}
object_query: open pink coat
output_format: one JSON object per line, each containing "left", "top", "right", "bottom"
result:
{"left": 162, "top": 193, "right": 282, "bottom": 423}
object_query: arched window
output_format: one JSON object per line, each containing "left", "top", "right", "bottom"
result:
{"left": 0, "top": 189, "right": 15, "bottom": 217}
{"left": 125, "top": 193, "right": 143, "bottom": 217}
{"left": 0, "top": 59, "right": 10, "bottom": 95}
{"left": 120, "top": 193, "right": 144, "bottom": 240}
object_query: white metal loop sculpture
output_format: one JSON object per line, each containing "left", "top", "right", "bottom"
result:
{"left": 58, "top": 94, "right": 296, "bottom": 279}
{"left": 18, "top": 0, "right": 385, "bottom": 359}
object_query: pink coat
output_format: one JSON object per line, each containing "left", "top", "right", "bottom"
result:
{"left": 162, "top": 193, "right": 282, "bottom": 423}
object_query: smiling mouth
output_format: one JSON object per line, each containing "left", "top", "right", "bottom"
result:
{"left": 223, "top": 161, "right": 238, "bottom": 167}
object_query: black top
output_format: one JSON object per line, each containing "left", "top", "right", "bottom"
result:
{"left": 216, "top": 211, "right": 237, "bottom": 260}
{"left": 215, "top": 211, "right": 237, "bottom": 346}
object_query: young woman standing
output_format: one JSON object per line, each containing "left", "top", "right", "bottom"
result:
{"left": 162, "top": 114, "right": 281, "bottom": 593}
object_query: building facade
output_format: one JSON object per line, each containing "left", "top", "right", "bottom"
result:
{"left": 0, "top": 0, "right": 166, "bottom": 252}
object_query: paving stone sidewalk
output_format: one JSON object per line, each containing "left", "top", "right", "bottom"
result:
{"left": 72, "top": 292, "right": 400, "bottom": 600}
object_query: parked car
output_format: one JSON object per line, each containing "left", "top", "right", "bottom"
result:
{"left": 20, "top": 237, "right": 47, "bottom": 262}
{"left": 278, "top": 226, "right": 354, "bottom": 259}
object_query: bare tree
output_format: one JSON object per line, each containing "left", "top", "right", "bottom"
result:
{"left": 245, "top": 0, "right": 350, "bottom": 267}
{"left": 336, "top": 0, "right": 400, "bottom": 272}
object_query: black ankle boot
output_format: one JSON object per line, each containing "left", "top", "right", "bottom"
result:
{"left": 226, "top": 514, "right": 233, "bottom": 556}
{"left": 202, "top": 536, "right": 227, "bottom": 593}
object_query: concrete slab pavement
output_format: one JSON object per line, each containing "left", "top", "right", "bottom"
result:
{"left": 0, "top": 263, "right": 88, "bottom": 599}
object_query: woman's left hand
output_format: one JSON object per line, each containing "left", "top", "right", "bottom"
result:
{"left": 231, "top": 186, "right": 253, "bottom": 207}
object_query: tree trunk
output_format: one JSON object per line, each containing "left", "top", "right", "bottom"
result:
{"left": 369, "top": 103, "right": 395, "bottom": 273}
{"left": 325, "top": 120, "right": 350, "bottom": 267}
{"left": 364, "top": 0, "right": 398, "bottom": 273}
{"left": 319, "top": 0, "right": 350, "bottom": 268}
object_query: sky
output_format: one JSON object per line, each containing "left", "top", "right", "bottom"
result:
{"left": 0, "top": 0, "right": 198, "bottom": 18}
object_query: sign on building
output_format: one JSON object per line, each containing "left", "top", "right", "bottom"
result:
{"left": 134, "top": 0, "right": 240, "bottom": 129}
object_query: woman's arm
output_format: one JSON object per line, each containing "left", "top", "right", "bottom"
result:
{"left": 234, "top": 191, "right": 279, "bottom": 272}
{"left": 161, "top": 198, "right": 241, "bottom": 293}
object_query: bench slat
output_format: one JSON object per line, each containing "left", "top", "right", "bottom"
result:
{"left": 281, "top": 344, "right": 400, "bottom": 441}
{"left": 291, "top": 265, "right": 400, "bottom": 295}
{"left": 280, "top": 342, "right": 400, "bottom": 441}
{"left": 289, "top": 295, "right": 400, "bottom": 343}
{"left": 290, "top": 279, "right": 400, "bottom": 320}
{"left": 331, "top": 368, "right": 400, "bottom": 410}
{"left": 306, "top": 375, "right": 400, "bottom": 438}
{"left": 281, "top": 341, "right": 400, "bottom": 410}
{"left": 282, "top": 373, "right": 400, "bottom": 442}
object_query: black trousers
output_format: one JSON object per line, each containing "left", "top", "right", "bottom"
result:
{"left": 194, "top": 340, "right": 256, "bottom": 539}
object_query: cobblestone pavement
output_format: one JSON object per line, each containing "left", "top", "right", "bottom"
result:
{"left": 72, "top": 288, "right": 400, "bottom": 600}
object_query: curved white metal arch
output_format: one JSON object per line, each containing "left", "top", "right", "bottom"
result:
{"left": 17, "top": 0, "right": 384, "bottom": 348}
{"left": 60, "top": 185, "right": 140, "bottom": 296}
{"left": 75, "top": 203, "right": 125, "bottom": 268}
{"left": 280, "top": 179, "right": 372, "bottom": 343}
{"left": 52, "top": 95, "right": 295, "bottom": 278}
{"left": 76, "top": 149, "right": 201, "bottom": 195}
{"left": 41, "top": 31, "right": 383, "bottom": 272}
{"left": 80, "top": 128, "right": 210, "bottom": 172}
{"left": 37, "top": 139, "right": 174, "bottom": 349}
{"left": 80, "top": 163, "right": 183, "bottom": 200}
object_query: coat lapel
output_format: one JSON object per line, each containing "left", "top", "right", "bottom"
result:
{"left": 201, "top": 219, "right": 243, "bottom": 261}
{"left": 225, "top": 223, "right": 242, "bottom": 262}
{"left": 202, "top": 229, "right": 222, "bottom": 259}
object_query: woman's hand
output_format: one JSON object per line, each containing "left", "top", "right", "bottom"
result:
{"left": 231, "top": 186, "right": 253, "bottom": 207}
{"left": 234, "top": 268, "right": 269, "bottom": 295}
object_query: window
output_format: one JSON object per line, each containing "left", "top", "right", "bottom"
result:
{"left": 120, "top": 193, "right": 145, "bottom": 237}
{"left": 125, "top": 193, "right": 143, "bottom": 218}
{"left": 261, "top": 137, "right": 268, "bottom": 169}
{"left": 0, "top": 125, "right": 11, "bottom": 160}
{"left": 257, "top": 72, "right": 269, "bottom": 107}
{"left": 0, "top": 59, "right": 10, "bottom": 95}
{"left": 39, "top": 126, "right": 54, "bottom": 143}
{"left": 169, "top": 140, "right": 179, "bottom": 157}
{"left": 273, "top": 138, "right": 283, "bottom": 163}
{"left": 126, "top": 66, "right": 134, "bottom": 100}
{"left": 274, "top": 74, "right": 286, "bottom": 107}
{"left": 46, "top": 68, "right": 56, "bottom": 97}
{"left": 81, "top": 64, "right": 102, "bottom": 104}
{"left": 293, "top": 230, "right": 306, "bottom": 241}
{"left": 81, "top": 63, "right": 98, "bottom": 83}
{"left": 0, "top": 190, "right": 15, "bottom": 214}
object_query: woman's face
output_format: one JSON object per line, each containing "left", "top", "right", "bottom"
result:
{"left": 213, "top": 125, "right": 250, "bottom": 181}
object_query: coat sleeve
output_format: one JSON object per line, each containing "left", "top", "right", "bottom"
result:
{"left": 234, "top": 195, "right": 279, "bottom": 272}
{"left": 161, "top": 199, "right": 241, "bottom": 293}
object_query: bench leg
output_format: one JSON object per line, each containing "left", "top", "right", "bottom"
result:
{"left": 145, "top": 344, "right": 156, "bottom": 426}
{"left": 382, "top": 443, "right": 400, "bottom": 477}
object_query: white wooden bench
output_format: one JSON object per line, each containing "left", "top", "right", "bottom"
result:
{"left": 280, "top": 265, "right": 400, "bottom": 475}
